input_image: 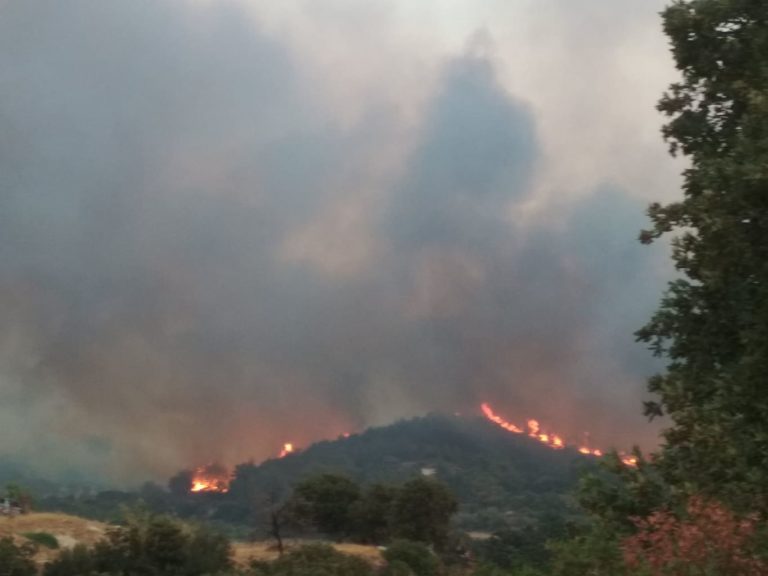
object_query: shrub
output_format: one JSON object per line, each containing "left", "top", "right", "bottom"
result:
{"left": 0, "top": 536, "right": 37, "bottom": 576}
{"left": 43, "top": 514, "right": 233, "bottom": 576}
{"left": 22, "top": 532, "right": 59, "bottom": 549}
{"left": 43, "top": 544, "right": 96, "bottom": 576}
{"left": 266, "top": 543, "right": 374, "bottom": 576}
{"left": 383, "top": 540, "right": 439, "bottom": 576}
{"left": 622, "top": 496, "right": 767, "bottom": 576}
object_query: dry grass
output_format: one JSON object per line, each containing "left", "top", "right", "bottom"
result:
{"left": 0, "top": 513, "right": 383, "bottom": 569}
{"left": 0, "top": 512, "right": 108, "bottom": 565}
{"left": 232, "top": 539, "right": 383, "bottom": 567}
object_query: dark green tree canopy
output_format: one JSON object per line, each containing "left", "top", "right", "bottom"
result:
{"left": 0, "top": 537, "right": 36, "bottom": 576}
{"left": 390, "top": 478, "right": 458, "bottom": 549}
{"left": 638, "top": 0, "right": 768, "bottom": 510}
{"left": 292, "top": 474, "right": 362, "bottom": 538}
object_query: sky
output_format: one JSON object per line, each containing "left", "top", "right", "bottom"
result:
{"left": 0, "top": 0, "right": 683, "bottom": 484}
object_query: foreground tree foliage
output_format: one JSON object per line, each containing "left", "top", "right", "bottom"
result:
{"left": 251, "top": 543, "right": 374, "bottom": 576}
{"left": 381, "top": 540, "right": 439, "bottom": 576}
{"left": 390, "top": 478, "right": 458, "bottom": 550}
{"left": 622, "top": 496, "right": 767, "bottom": 576}
{"left": 546, "top": 1, "right": 768, "bottom": 574}
{"left": 636, "top": 0, "right": 768, "bottom": 511}
{"left": 0, "top": 537, "right": 36, "bottom": 576}
{"left": 292, "top": 474, "right": 362, "bottom": 539}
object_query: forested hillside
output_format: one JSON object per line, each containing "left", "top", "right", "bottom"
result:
{"left": 41, "top": 414, "right": 596, "bottom": 534}
{"left": 223, "top": 414, "right": 594, "bottom": 531}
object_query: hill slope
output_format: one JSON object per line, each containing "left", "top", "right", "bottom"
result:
{"left": 0, "top": 512, "right": 107, "bottom": 567}
{"left": 39, "top": 414, "right": 599, "bottom": 533}
{"left": 218, "top": 413, "right": 596, "bottom": 531}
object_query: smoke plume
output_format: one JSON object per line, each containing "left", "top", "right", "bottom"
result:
{"left": 0, "top": 0, "right": 674, "bottom": 482}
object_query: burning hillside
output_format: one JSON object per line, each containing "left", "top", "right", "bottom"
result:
{"left": 188, "top": 442, "right": 302, "bottom": 494}
{"left": 480, "top": 402, "right": 638, "bottom": 466}
{"left": 187, "top": 405, "right": 638, "bottom": 495}
{"left": 190, "top": 464, "right": 231, "bottom": 493}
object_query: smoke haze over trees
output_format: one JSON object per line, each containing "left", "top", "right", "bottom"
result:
{"left": 0, "top": 0, "right": 678, "bottom": 482}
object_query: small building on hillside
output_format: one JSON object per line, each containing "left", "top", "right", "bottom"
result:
{"left": 0, "top": 497, "right": 23, "bottom": 516}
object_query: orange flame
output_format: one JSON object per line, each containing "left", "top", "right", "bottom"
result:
{"left": 480, "top": 402, "right": 637, "bottom": 466}
{"left": 278, "top": 442, "right": 294, "bottom": 458}
{"left": 189, "top": 464, "right": 231, "bottom": 493}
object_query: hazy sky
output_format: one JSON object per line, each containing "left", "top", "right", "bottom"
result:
{"left": 0, "top": 0, "right": 682, "bottom": 483}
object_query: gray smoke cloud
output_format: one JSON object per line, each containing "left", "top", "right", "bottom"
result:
{"left": 0, "top": 0, "right": 672, "bottom": 483}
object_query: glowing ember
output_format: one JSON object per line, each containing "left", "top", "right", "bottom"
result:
{"left": 480, "top": 402, "right": 637, "bottom": 466}
{"left": 189, "top": 464, "right": 231, "bottom": 493}
{"left": 279, "top": 442, "right": 294, "bottom": 458}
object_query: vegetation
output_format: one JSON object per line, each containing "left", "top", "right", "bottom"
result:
{"left": 622, "top": 497, "right": 767, "bottom": 575}
{"left": 38, "top": 414, "right": 588, "bottom": 540}
{"left": 225, "top": 414, "right": 588, "bottom": 534}
{"left": 251, "top": 544, "right": 374, "bottom": 576}
{"left": 381, "top": 540, "right": 439, "bottom": 576}
{"left": 289, "top": 474, "right": 458, "bottom": 551}
{"left": 292, "top": 474, "right": 362, "bottom": 539}
{"left": 5, "top": 483, "right": 33, "bottom": 514}
{"left": 389, "top": 478, "right": 457, "bottom": 549}
{"left": 21, "top": 531, "right": 59, "bottom": 550}
{"left": 637, "top": 0, "right": 768, "bottom": 513}
{"left": 43, "top": 513, "right": 232, "bottom": 576}
{"left": 0, "top": 537, "right": 36, "bottom": 576}
{"left": 541, "top": 1, "right": 768, "bottom": 574}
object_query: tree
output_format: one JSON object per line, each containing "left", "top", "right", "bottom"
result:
{"left": 168, "top": 470, "right": 193, "bottom": 497}
{"left": 5, "top": 484, "right": 33, "bottom": 513}
{"left": 43, "top": 513, "right": 232, "bottom": 576}
{"left": 622, "top": 496, "right": 766, "bottom": 575}
{"left": 350, "top": 484, "right": 400, "bottom": 544}
{"left": 292, "top": 474, "right": 361, "bottom": 538}
{"left": 43, "top": 544, "right": 96, "bottom": 576}
{"left": 637, "top": 0, "right": 768, "bottom": 511}
{"left": 382, "top": 540, "right": 440, "bottom": 576}
{"left": 0, "top": 537, "right": 36, "bottom": 576}
{"left": 258, "top": 543, "right": 374, "bottom": 576}
{"left": 391, "top": 478, "right": 458, "bottom": 549}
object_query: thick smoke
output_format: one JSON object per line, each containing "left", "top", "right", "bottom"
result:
{"left": 0, "top": 0, "right": 670, "bottom": 482}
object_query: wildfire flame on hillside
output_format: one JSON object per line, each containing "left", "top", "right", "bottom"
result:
{"left": 187, "top": 405, "right": 640, "bottom": 496}
{"left": 480, "top": 402, "right": 637, "bottom": 466}
{"left": 279, "top": 443, "right": 294, "bottom": 458}
{"left": 189, "top": 441, "right": 301, "bottom": 494}
{"left": 190, "top": 464, "right": 231, "bottom": 493}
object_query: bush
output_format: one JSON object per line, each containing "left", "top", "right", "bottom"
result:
{"left": 383, "top": 540, "right": 439, "bottom": 576}
{"left": 548, "top": 527, "right": 625, "bottom": 576}
{"left": 22, "top": 531, "right": 59, "bottom": 549}
{"left": 43, "top": 544, "right": 96, "bottom": 576}
{"left": 0, "top": 536, "right": 37, "bottom": 576}
{"left": 43, "top": 514, "right": 233, "bottom": 576}
{"left": 264, "top": 543, "right": 374, "bottom": 576}
{"left": 622, "top": 497, "right": 767, "bottom": 576}
{"left": 391, "top": 478, "right": 457, "bottom": 549}
{"left": 292, "top": 474, "right": 362, "bottom": 539}
{"left": 473, "top": 566, "right": 543, "bottom": 576}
